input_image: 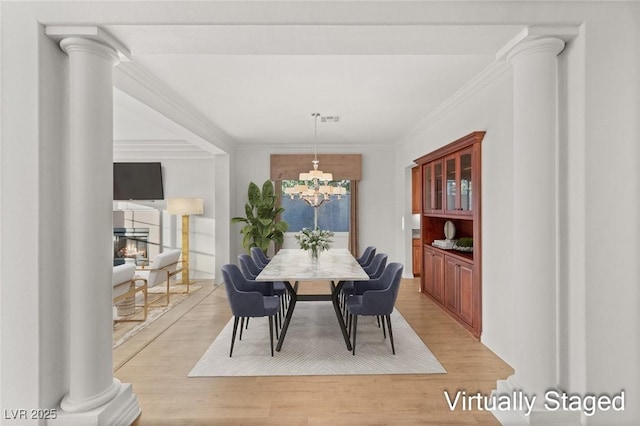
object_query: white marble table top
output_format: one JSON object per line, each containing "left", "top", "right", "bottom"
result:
{"left": 255, "top": 248, "right": 369, "bottom": 282}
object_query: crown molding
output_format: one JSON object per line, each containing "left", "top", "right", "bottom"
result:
{"left": 114, "top": 139, "right": 215, "bottom": 160}
{"left": 235, "top": 142, "right": 394, "bottom": 153}
{"left": 114, "top": 61, "right": 235, "bottom": 155}
{"left": 114, "top": 151, "right": 214, "bottom": 161}
{"left": 114, "top": 139, "right": 207, "bottom": 151}
{"left": 394, "top": 59, "right": 510, "bottom": 148}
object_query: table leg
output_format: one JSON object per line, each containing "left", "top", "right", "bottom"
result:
{"left": 331, "top": 280, "right": 353, "bottom": 351}
{"left": 275, "top": 280, "right": 297, "bottom": 352}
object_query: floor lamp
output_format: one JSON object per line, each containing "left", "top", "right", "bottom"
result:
{"left": 167, "top": 197, "right": 204, "bottom": 287}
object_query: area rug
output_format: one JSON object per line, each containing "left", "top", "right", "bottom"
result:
{"left": 112, "top": 285, "right": 200, "bottom": 349}
{"left": 189, "top": 301, "right": 446, "bottom": 377}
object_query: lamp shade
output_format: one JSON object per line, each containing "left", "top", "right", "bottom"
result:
{"left": 167, "top": 197, "right": 204, "bottom": 215}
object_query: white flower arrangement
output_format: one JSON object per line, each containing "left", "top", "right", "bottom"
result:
{"left": 295, "top": 227, "right": 334, "bottom": 256}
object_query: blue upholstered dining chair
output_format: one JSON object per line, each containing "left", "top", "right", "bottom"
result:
{"left": 363, "top": 253, "right": 387, "bottom": 280}
{"left": 340, "top": 253, "right": 388, "bottom": 317}
{"left": 346, "top": 262, "right": 404, "bottom": 355}
{"left": 238, "top": 254, "right": 262, "bottom": 279}
{"left": 356, "top": 246, "right": 376, "bottom": 268}
{"left": 250, "top": 247, "right": 271, "bottom": 269}
{"left": 221, "top": 264, "right": 280, "bottom": 357}
{"left": 238, "top": 254, "right": 288, "bottom": 329}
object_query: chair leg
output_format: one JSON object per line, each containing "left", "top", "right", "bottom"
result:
{"left": 142, "top": 288, "right": 148, "bottom": 321}
{"left": 165, "top": 270, "right": 171, "bottom": 306}
{"left": 230, "top": 316, "right": 240, "bottom": 357}
{"left": 386, "top": 314, "right": 395, "bottom": 355}
{"left": 268, "top": 316, "right": 274, "bottom": 357}
{"left": 381, "top": 315, "right": 386, "bottom": 339}
{"left": 239, "top": 317, "right": 245, "bottom": 340}
{"left": 352, "top": 315, "right": 358, "bottom": 356}
{"left": 274, "top": 314, "right": 279, "bottom": 340}
{"left": 377, "top": 315, "right": 381, "bottom": 328}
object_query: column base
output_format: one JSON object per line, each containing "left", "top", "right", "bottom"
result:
{"left": 492, "top": 376, "right": 581, "bottom": 425}
{"left": 52, "top": 382, "right": 140, "bottom": 426}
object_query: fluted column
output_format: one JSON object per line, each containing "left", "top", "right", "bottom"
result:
{"left": 58, "top": 36, "right": 125, "bottom": 414}
{"left": 494, "top": 33, "right": 580, "bottom": 425}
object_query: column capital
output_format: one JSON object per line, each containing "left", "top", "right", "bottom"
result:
{"left": 46, "top": 25, "right": 129, "bottom": 62}
{"left": 60, "top": 37, "right": 120, "bottom": 66}
{"left": 506, "top": 37, "right": 566, "bottom": 65}
{"left": 496, "top": 25, "right": 579, "bottom": 64}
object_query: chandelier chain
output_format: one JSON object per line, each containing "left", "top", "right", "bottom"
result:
{"left": 312, "top": 112, "right": 320, "bottom": 162}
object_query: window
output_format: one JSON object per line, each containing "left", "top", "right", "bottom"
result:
{"left": 281, "top": 180, "right": 350, "bottom": 232}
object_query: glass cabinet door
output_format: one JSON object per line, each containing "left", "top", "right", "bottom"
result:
{"left": 423, "top": 163, "right": 432, "bottom": 211}
{"left": 460, "top": 150, "right": 473, "bottom": 212}
{"left": 434, "top": 161, "right": 443, "bottom": 211}
{"left": 445, "top": 156, "right": 457, "bottom": 212}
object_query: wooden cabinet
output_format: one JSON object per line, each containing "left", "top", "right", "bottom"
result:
{"left": 412, "top": 238, "right": 422, "bottom": 277}
{"left": 411, "top": 166, "right": 421, "bottom": 214}
{"left": 423, "top": 245, "right": 444, "bottom": 302}
{"left": 444, "top": 255, "right": 475, "bottom": 327}
{"left": 415, "top": 131, "right": 484, "bottom": 339}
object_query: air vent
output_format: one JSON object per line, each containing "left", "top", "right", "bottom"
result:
{"left": 320, "top": 115, "right": 340, "bottom": 123}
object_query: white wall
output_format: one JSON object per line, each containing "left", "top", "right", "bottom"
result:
{"left": 1, "top": 12, "right": 71, "bottom": 414}
{"left": 37, "top": 24, "right": 72, "bottom": 414}
{"left": 579, "top": 9, "right": 639, "bottom": 424}
{"left": 163, "top": 158, "right": 216, "bottom": 278}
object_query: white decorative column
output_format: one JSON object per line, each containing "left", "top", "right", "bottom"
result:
{"left": 55, "top": 34, "right": 140, "bottom": 425}
{"left": 494, "top": 28, "right": 580, "bottom": 425}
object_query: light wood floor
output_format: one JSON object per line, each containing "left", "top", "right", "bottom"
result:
{"left": 118, "top": 278, "right": 512, "bottom": 425}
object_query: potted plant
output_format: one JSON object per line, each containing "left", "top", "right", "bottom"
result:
{"left": 231, "top": 180, "right": 289, "bottom": 254}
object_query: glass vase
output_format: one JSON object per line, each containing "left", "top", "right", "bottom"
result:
{"left": 308, "top": 247, "right": 319, "bottom": 261}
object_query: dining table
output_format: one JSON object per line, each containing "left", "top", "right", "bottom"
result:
{"left": 255, "top": 248, "right": 369, "bottom": 352}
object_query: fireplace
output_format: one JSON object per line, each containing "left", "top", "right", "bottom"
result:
{"left": 113, "top": 228, "right": 149, "bottom": 266}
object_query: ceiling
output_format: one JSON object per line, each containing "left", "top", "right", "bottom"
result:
{"left": 109, "top": 23, "right": 524, "bottom": 157}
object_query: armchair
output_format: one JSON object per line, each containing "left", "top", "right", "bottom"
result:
{"left": 238, "top": 254, "right": 288, "bottom": 329}
{"left": 135, "top": 249, "right": 185, "bottom": 306}
{"left": 250, "top": 246, "right": 271, "bottom": 268}
{"left": 340, "top": 253, "right": 388, "bottom": 316}
{"left": 356, "top": 246, "right": 376, "bottom": 268}
{"left": 346, "top": 263, "right": 404, "bottom": 355}
{"left": 113, "top": 263, "right": 148, "bottom": 322}
{"left": 221, "top": 264, "right": 280, "bottom": 357}
{"left": 364, "top": 253, "right": 388, "bottom": 280}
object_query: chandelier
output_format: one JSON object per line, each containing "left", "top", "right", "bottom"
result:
{"left": 284, "top": 112, "right": 346, "bottom": 208}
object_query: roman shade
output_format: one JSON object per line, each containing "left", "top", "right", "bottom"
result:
{"left": 270, "top": 154, "right": 362, "bottom": 181}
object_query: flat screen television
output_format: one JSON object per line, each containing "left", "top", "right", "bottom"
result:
{"left": 113, "top": 162, "right": 164, "bottom": 200}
